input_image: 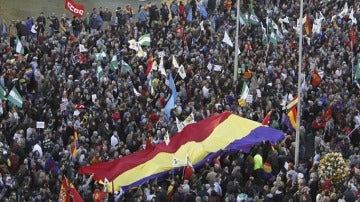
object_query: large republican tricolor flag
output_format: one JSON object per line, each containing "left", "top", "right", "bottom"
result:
{"left": 65, "top": 0, "right": 85, "bottom": 18}
{"left": 78, "top": 111, "right": 285, "bottom": 192}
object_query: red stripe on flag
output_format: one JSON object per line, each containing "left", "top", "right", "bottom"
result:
{"left": 78, "top": 112, "right": 231, "bottom": 182}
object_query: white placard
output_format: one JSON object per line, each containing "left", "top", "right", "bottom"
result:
{"left": 256, "top": 89, "right": 262, "bottom": 98}
{"left": 36, "top": 121, "right": 45, "bottom": 129}
{"left": 92, "top": 94, "right": 97, "bottom": 103}
{"left": 246, "top": 95, "right": 253, "bottom": 103}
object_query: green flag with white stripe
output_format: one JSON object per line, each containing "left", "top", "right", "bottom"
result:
{"left": 96, "top": 64, "right": 104, "bottom": 78}
{"left": 138, "top": 33, "right": 150, "bottom": 46}
{"left": 7, "top": 86, "right": 23, "bottom": 108}
{"left": 0, "top": 86, "right": 5, "bottom": 100}
{"left": 110, "top": 55, "right": 118, "bottom": 70}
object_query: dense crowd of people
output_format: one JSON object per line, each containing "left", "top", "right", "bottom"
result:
{"left": 0, "top": 0, "right": 360, "bottom": 201}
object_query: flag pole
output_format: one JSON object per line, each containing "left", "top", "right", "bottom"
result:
{"left": 233, "top": 0, "right": 240, "bottom": 84}
{"left": 295, "top": 0, "right": 304, "bottom": 168}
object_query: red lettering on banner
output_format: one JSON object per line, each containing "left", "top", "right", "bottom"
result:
{"left": 65, "top": 0, "right": 85, "bottom": 18}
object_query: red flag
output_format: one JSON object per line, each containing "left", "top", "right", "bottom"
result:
{"left": 68, "top": 178, "right": 84, "bottom": 202}
{"left": 183, "top": 32, "right": 187, "bottom": 46}
{"left": 262, "top": 110, "right": 273, "bottom": 126}
{"left": 65, "top": 0, "right": 85, "bottom": 18}
{"left": 93, "top": 189, "right": 108, "bottom": 202}
{"left": 324, "top": 107, "right": 332, "bottom": 120}
{"left": 146, "top": 136, "right": 153, "bottom": 150}
{"left": 183, "top": 163, "right": 194, "bottom": 180}
{"left": 71, "top": 131, "right": 79, "bottom": 160}
{"left": 351, "top": 25, "right": 355, "bottom": 50}
{"left": 145, "top": 55, "right": 153, "bottom": 76}
{"left": 305, "top": 13, "right": 312, "bottom": 35}
{"left": 311, "top": 69, "right": 321, "bottom": 87}
{"left": 75, "top": 104, "right": 86, "bottom": 109}
{"left": 59, "top": 178, "right": 70, "bottom": 202}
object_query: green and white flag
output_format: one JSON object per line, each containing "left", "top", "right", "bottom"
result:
{"left": 261, "top": 22, "right": 268, "bottom": 45}
{"left": 269, "top": 31, "right": 278, "bottom": 45}
{"left": 7, "top": 86, "right": 23, "bottom": 108}
{"left": 95, "top": 50, "right": 107, "bottom": 61}
{"left": 15, "top": 37, "right": 24, "bottom": 54}
{"left": 96, "top": 64, "right": 104, "bottom": 78}
{"left": 239, "top": 10, "right": 247, "bottom": 25}
{"left": 248, "top": 11, "right": 259, "bottom": 25}
{"left": 149, "top": 78, "right": 155, "bottom": 96}
{"left": 0, "top": 86, "right": 5, "bottom": 100}
{"left": 0, "top": 100, "right": 3, "bottom": 115}
{"left": 240, "top": 81, "right": 249, "bottom": 100}
{"left": 276, "top": 28, "right": 284, "bottom": 41}
{"left": 94, "top": 53, "right": 102, "bottom": 61}
{"left": 121, "top": 60, "right": 132, "bottom": 72}
{"left": 110, "top": 55, "right": 118, "bottom": 70}
{"left": 139, "top": 33, "right": 150, "bottom": 46}
{"left": 356, "top": 60, "right": 360, "bottom": 80}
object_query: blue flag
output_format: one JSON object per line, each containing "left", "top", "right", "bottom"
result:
{"left": 165, "top": 73, "right": 177, "bottom": 120}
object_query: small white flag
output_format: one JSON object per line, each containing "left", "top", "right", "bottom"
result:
{"left": 133, "top": 87, "right": 141, "bottom": 96}
{"left": 176, "top": 117, "right": 184, "bottom": 132}
{"left": 172, "top": 55, "right": 179, "bottom": 68}
{"left": 158, "top": 56, "right": 167, "bottom": 76}
{"left": 15, "top": 37, "right": 24, "bottom": 54}
{"left": 349, "top": 8, "right": 357, "bottom": 25}
{"left": 128, "top": 39, "right": 139, "bottom": 51}
{"left": 200, "top": 21, "right": 204, "bottom": 31}
{"left": 164, "top": 131, "right": 170, "bottom": 146}
{"left": 178, "top": 65, "right": 186, "bottom": 79}
{"left": 222, "top": 31, "right": 233, "bottom": 47}
{"left": 183, "top": 113, "right": 196, "bottom": 127}
{"left": 213, "top": 65, "right": 222, "bottom": 72}
{"left": 79, "top": 44, "right": 88, "bottom": 52}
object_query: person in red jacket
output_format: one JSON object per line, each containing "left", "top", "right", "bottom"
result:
{"left": 179, "top": 1, "right": 186, "bottom": 22}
